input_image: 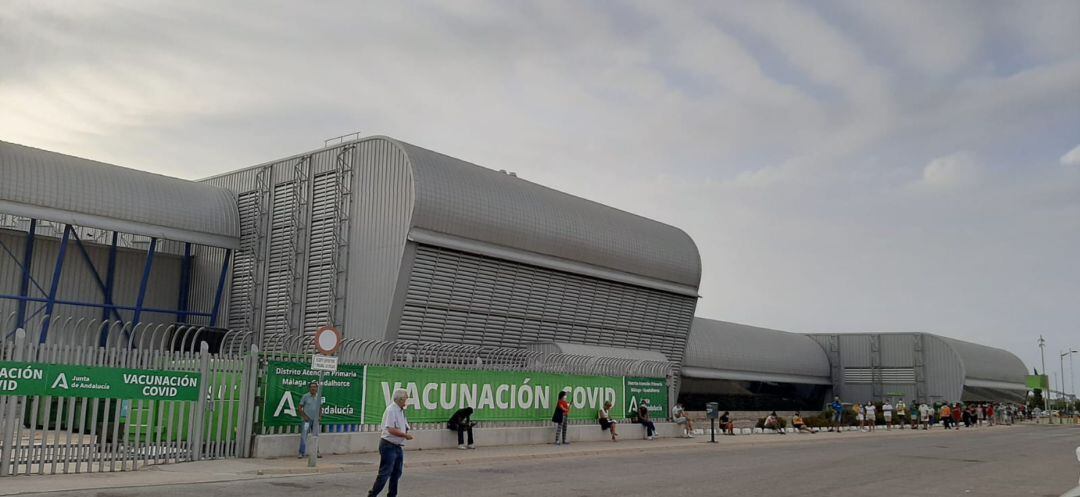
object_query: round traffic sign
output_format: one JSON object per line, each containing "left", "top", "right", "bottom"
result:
{"left": 314, "top": 326, "right": 342, "bottom": 355}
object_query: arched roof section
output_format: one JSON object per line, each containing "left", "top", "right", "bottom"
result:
{"left": 379, "top": 137, "right": 701, "bottom": 291}
{"left": 936, "top": 335, "right": 1028, "bottom": 390}
{"left": 0, "top": 141, "right": 239, "bottom": 248}
{"left": 527, "top": 341, "right": 669, "bottom": 363}
{"left": 683, "top": 318, "right": 832, "bottom": 385}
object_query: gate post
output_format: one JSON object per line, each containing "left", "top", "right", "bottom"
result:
{"left": 0, "top": 329, "right": 26, "bottom": 476}
{"left": 234, "top": 344, "right": 260, "bottom": 458}
{"left": 192, "top": 341, "right": 210, "bottom": 461}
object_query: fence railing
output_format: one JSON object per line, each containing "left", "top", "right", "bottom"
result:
{"left": 256, "top": 336, "right": 674, "bottom": 436}
{"left": 0, "top": 315, "right": 674, "bottom": 474}
{"left": 0, "top": 317, "right": 260, "bottom": 477}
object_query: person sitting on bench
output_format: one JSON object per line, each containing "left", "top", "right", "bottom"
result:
{"left": 447, "top": 407, "right": 476, "bottom": 449}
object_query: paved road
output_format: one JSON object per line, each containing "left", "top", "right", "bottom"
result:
{"left": 20, "top": 425, "right": 1080, "bottom": 497}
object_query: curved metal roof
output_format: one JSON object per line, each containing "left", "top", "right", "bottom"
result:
{"left": 383, "top": 138, "right": 702, "bottom": 290}
{"left": 526, "top": 341, "right": 670, "bottom": 363}
{"left": 683, "top": 318, "right": 832, "bottom": 384}
{"left": 937, "top": 336, "right": 1028, "bottom": 390}
{"left": 0, "top": 141, "right": 239, "bottom": 248}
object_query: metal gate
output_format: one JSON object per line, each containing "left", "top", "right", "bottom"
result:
{"left": 0, "top": 319, "right": 259, "bottom": 476}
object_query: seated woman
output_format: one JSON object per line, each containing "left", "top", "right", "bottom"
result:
{"left": 447, "top": 407, "right": 476, "bottom": 449}
{"left": 719, "top": 411, "right": 735, "bottom": 435}
{"left": 598, "top": 401, "right": 619, "bottom": 442}
{"left": 791, "top": 412, "right": 815, "bottom": 434}
{"left": 764, "top": 411, "right": 786, "bottom": 434}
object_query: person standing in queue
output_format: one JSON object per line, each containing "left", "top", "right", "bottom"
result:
{"left": 552, "top": 390, "right": 571, "bottom": 445}
{"left": 297, "top": 381, "right": 321, "bottom": 459}
{"left": 368, "top": 388, "right": 413, "bottom": 497}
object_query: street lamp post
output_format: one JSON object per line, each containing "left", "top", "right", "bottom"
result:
{"left": 1039, "top": 336, "right": 1048, "bottom": 414}
{"left": 1062, "top": 349, "right": 1078, "bottom": 417}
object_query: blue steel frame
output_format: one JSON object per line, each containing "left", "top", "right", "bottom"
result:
{"left": 176, "top": 242, "right": 193, "bottom": 323}
{"left": 102, "top": 231, "right": 119, "bottom": 322}
{"left": 209, "top": 248, "right": 231, "bottom": 327}
{"left": 69, "top": 229, "right": 125, "bottom": 324}
{"left": 16, "top": 218, "right": 36, "bottom": 328}
{"left": 131, "top": 237, "right": 158, "bottom": 325}
{"left": 38, "top": 225, "right": 72, "bottom": 342}
{"left": 0, "top": 218, "right": 232, "bottom": 341}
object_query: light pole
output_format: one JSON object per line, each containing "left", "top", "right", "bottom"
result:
{"left": 1039, "top": 336, "right": 1048, "bottom": 413}
{"left": 1062, "top": 349, "right": 1078, "bottom": 416}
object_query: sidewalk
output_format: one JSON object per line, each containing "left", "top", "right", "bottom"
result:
{"left": 0, "top": 424, "right": 1033, "bottom": 495}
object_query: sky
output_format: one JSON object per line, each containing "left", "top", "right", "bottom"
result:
{"left": 2, "top": 1, "right": 1079, "bottom": 388}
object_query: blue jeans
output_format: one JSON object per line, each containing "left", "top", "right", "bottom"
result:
{"left": 299, "top": 419, "right": 319, "bottom": 456}
{"left": 369, "top": 440, "right": 404, "bottom": 497}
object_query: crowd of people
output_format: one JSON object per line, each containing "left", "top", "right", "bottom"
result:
{"left": 317, "top": 387, "right": 1043, "bottom": 497}
{"left": 827, "top": 396, "right": 1032, "bottom": 432}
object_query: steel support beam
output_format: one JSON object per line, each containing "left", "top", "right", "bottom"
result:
{"left": 176, "top": 242, "right": 192, "bottom": 323}
{"left": 69, "top": 229, "right": 125, "bottom": 324}
{"left": 101, "top": 231, "right": 119, "bottom": 322}
{"left": 209, "top": 248, "right": 232, "bottom": 327}
{"left": 132, "top": 237, "right": 158, "bottom": 325}
{"left": 15, "top": 218, "right": 36, "bottom": 328}
{"left": 0, "top": 294, "right": 212, "bottom": 316}
{"left": 39, "top": 224, "right": 72, "bottom": 343}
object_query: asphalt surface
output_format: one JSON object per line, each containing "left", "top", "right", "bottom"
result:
{"left": 17, "top": 425, "right": 1080, "bottom": 497}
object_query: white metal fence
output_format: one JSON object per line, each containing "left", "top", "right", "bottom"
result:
{"left": 0, "top": 315, "right": 673, "bottom": 476}
{"left": 0, "top": 318, "right": 259, "bottom": 476}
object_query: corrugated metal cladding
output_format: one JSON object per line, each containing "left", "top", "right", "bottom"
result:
{"left": 396, "top": 139, "right": 701, "bottom": 289}
{"left": 937, "top": 336, "right": 1027, "bottom": 386}
{"left": 0, "top": 141, "right": 239, "bottom": 248}
{"left": 526, "top": 342, "right": 669, "bottom": 362}
{"left": 200, "top": 145, "right": 354, "bottom": 346}
{"left": 0, "top": 228, "right": 182, "bottom": 327}
{"left": 682, "top": 318, "right": 831, "bottom": 382}
{"left": 200, "top": 136, "right": 701, "bottom": 359}
{"left": 809, "top": 333, "right": 1016, "bottom": 403}
{"left": 398, "top": 244, "right": 696, "bottom": 365}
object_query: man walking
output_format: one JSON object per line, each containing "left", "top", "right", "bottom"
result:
{"left": 368, "top": 388, "right": 413, "bottom": 497}
{"left": 298, "top": 381, "right": 321, "bottom": 459}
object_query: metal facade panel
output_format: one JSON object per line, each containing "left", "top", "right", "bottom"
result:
{"left": 684, "top": 318, "right": 832, "bottom": 381}
{"left": 525, "top": 342, "right": 669, "bottom": 362}
{"left": 936, "top": 335, "right": 1028, "bottom": 386}
{"left": 879, "top": 334, "right": 916, "bottom": 367}
{"left": 838, "top": 335, "right": 873, "bottom": 367}
{"left": 200, "top": 135, "right": 702, "bottom": 349}
{"left": 392, "top": 138, "right": 701, "bottom": 289}
{"left": 0, "top": 141, "right": 239, "bottom": 248}
{"left": 345, "top": 140, "right": 414, "bottom": 341}
{"left": 921, "top": 335, "right": 965, "bottom": 402}
{"left": 399, "top": 244, "right": 696, "bottom": 364}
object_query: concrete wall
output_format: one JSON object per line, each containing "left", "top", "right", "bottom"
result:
{"left": 252, "top": 423, "right": 683, "bottom": 459}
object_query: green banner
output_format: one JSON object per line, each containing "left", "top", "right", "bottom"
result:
{"left": 1026, "top": 374, "right": 1049, "bottom": 390}
{"left": 0, "top": 362, "right": 200, "bottom": 401}
{"left": 262, "top": 361, "right": 364, "bottom": 427}
{"left": 363, "top": 366, "right": 626, "bottom": 424}
{"left": 625, "top": 377, "right": 668, "bottom": 420}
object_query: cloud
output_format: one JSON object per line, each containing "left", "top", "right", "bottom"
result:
{"left": 920, "top": 152, "right": 980, "bottom": 189}
{"left": 1, "top": 0, "right": 1078, "bottom": 377}
{"left": 1061, "top": 143, "right": 1080, "bottom": 167}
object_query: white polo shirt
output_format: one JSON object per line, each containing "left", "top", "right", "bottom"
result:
{"left": 380, "top": 402, "right": 410, "bottom": 446}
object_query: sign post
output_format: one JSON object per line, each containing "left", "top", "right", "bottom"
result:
{"left": 309, "top": 326, "right": 341, "bottom": 468}
{"left": 706, "top": 402, "right": 719, "bottom": 443}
